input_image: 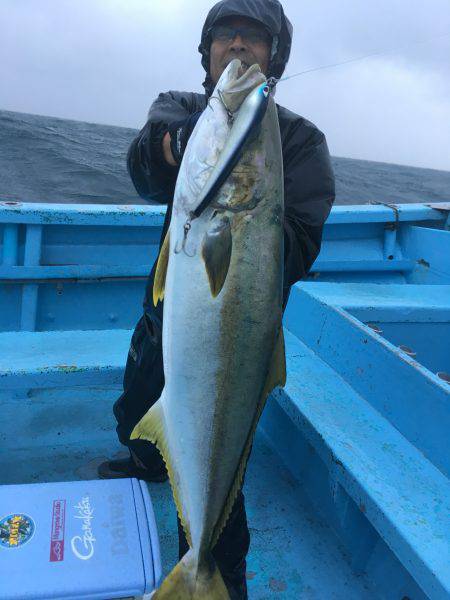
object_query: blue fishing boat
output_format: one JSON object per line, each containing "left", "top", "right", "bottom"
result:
{"left": 1, "top": 200, "right": 449, "bottom": 599}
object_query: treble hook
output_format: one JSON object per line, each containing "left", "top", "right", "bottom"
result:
{"left": 174, "top": 218, "right": 196, "bottom": 257}
{"left": 217, "top": 88, "right": 234, "bottom": 125}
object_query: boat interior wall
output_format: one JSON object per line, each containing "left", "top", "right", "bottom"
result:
{"left": 299, "top": 281, "right": 450, "bottom": 374}
{"left": 370, "top": 321, "right": 449, "bottom": 374}
{"left": 400, "top": 224, "right": 450, "bottom": 284}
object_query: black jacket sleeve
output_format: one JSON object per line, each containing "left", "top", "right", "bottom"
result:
{"left": 281, "top": 115, "right": 335, "bottom": 298}
{"left": 127, "top": 91, "right": 206, "bottom": 204}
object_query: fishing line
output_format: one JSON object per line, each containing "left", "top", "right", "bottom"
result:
{"left": 277, "top": 29, "right": 450, "bottom": 84}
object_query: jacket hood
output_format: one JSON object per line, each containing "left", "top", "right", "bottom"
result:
{"left": 199, "top": 0, "right": 293, "bottom": 95}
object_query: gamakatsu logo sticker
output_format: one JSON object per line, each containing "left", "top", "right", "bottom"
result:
{"left": 0, "top": 513, "right": 35, "bottom": 548}
{"left": 71, "top": 496, "right": 96, "bottom": 560}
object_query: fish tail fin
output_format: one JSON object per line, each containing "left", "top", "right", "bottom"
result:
{"left": 153, "top": 550, "right": 230, "bottom": 599}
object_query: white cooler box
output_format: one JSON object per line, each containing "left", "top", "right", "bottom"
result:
{"left": 0, "top": 478, "right": 161, "bottom": 599}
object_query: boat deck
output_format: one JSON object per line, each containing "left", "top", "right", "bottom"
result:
{"left": 1, "top": 386, "right": 375, "bottom": 599}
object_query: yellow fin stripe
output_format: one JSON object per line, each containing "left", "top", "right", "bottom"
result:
{"left": 130, "top": 398, "right": 192, "bottom": 546}
{"left": 153, "top": 229, "right": 170, "bottom": 307}
{"left": 211, "top": 326, "right": 286, "bottom": 547}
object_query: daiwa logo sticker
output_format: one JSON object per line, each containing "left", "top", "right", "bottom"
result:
{"left": 71, "top": 496, "right": 96, "bottom": 560}
{"left": 0, "top": 513, "right": 35, "bottom": 548}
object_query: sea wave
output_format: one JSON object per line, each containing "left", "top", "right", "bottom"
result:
{"left": 1, "top": 109, "right": 449, "bottom": 206}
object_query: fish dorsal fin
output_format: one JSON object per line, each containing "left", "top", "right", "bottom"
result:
{"left": 211, "top": 326, "right": 286, "bottom": 547}
{"left": 130, "top": 396, "right": 192, "bottom": 547}
{"left": 201, "top": 217, "right": 232, "bottom": 298}
{"left": 153, "top": 229, "right": 170, "bottom": 307}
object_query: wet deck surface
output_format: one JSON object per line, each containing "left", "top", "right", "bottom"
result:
{"left": 1, "top": 386, "right": 375, "bottom": 599}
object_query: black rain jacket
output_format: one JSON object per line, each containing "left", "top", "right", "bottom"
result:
{"left": 127, "top": 0, "right": 335, "bottom": 318}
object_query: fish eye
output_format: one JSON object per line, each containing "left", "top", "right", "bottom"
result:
{"left": 263, "top": 86, "right": 270, "bottom": 97}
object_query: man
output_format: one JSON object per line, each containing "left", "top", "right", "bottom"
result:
{"left": 99, "top": 1, "right": 335, "bottom": 597}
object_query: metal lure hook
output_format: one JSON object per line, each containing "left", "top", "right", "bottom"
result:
{"left": 174, "top": 218, "right": 196, "bottom": 257}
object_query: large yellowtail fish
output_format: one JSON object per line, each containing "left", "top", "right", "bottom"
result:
{"left": 131, "top": 59, "right": 285, "bottom": 599}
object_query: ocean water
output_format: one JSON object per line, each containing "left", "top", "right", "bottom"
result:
{"left": 1, "top": 109, "right": 449, "bottom": 206}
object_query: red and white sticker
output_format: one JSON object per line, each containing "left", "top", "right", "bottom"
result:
{"left": 49, "top": 500, "right": 66, "bottom": 562}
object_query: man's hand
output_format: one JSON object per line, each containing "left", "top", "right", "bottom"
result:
{"left": 166, "top": 111, "right": 203, "bottom": 167}
{"left": 163, "top": 132, "right": 177, "bottom": 167}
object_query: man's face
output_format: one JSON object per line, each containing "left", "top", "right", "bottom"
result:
{"left": 209, "top": 16, "right": 272, "bottom": 85}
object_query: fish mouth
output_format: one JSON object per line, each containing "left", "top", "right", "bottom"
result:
{"left": 236, "top": 60, "right": 250, "bottom": 76}
{"left": 225, "top": 59, "right": 263, "bottom": 86}
{"left": 216, "top": 59, "right": 266, "bottom": 112}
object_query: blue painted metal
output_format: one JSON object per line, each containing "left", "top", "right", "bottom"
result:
{"left": 2, "top": 223, "right": 19, "bottom": 266}
{"left": 20, "top": 225, "right": 42, "bottom": 330}
{"left": 0, "top": 200, "right": 445, "bottom": 226}
{"left": 383, "top": 225, "right": 397, "bottom": 260}
{"left": 377, "top": 322, "right": 449, "bottom": 374}
{"left": 298, "top": 282, "right": 450, "bottom": 320}
{"left": 1, "top": 202, "right": 449, "bottom": 599}
{"left": 428, "top": 203, "right": 450, "bottom": 230}
{"left": 0, "top": 329, "right": 131, "bottom": 389}
{"left": 401, "top": 225, "right": 450, "bottom": 284}
{"left": 312, "top": 258, "right": 414, "bottom": 272}
{"left": 0, "top": 201, "right": 166, "bottom": 226}
{"left": 0, "top": 264, "right": 153, "bottom": 280}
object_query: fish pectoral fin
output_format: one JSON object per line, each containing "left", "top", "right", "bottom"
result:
{"left": 212, "top": 326, "right": 286, "bottom": 546}
{"left": 201, "top": 217, "right": 232, "bottom": 298}
{"left": 130, "top": 396, "right": 192, "bottom": 547}
{"left": 153, "top": 228, "right": 170, "bottom": 307}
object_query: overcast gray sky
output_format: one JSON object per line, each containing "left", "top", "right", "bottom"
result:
{"left": 1, "top": 0, "right": 449, "bottom": 170}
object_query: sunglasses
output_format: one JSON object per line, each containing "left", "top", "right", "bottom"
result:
{"left": 210, "top": 25, "right": 272, "bottom": 46}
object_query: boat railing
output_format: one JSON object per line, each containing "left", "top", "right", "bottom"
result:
{"left": 1, "top": 201, "right": 448, "bottom": 333}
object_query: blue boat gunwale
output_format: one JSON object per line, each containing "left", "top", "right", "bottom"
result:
{"left": 0, "top": 199, "right": 447, "bottom": 226}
